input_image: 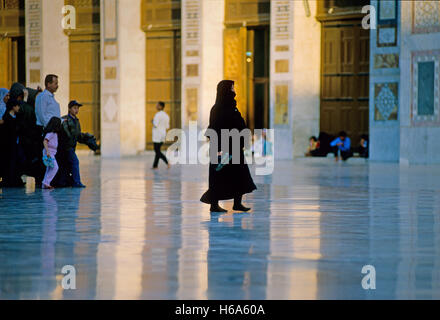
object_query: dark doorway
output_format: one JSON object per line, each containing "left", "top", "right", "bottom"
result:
{"left": 14, "top": 37, "right": 26, "bottom": 85}
{"left": 247, "top": 27, "right": 270, "bottom": 131}
{"left": 318, "top": 8, "right": 370, "bottom": 146}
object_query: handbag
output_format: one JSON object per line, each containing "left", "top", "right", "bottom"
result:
{"left": 216, "top": 152, "right": 232, "bottom": 171}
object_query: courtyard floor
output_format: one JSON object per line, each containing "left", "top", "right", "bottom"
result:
{"left": 0, "top": 154, "right": 439, "bottom": 299}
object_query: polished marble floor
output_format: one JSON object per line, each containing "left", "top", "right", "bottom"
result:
{"left": 0, "top": 154, "right": 440, "bottom": 299}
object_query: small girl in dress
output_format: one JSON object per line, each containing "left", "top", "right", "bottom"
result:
{"left": 42, "top": 117, "right": 62, "bottom": 189}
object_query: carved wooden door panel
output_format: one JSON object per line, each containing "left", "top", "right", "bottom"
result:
{"left": 69, "top": 35, "right": 101, "bottom": 142}
{"left": 66, "top": 0, "right": 101, "bottom": 146}
{"left": 224, "top": 27, "right": 247, "bottom": 119}
{"left": 0, "top": 37, "right": 12, "bottom": 89}
{"left": 320, "top": 21, "right": 369, "bottom": 145}
{"left": 145, "top": 30, "right": 181, "bottom": 150}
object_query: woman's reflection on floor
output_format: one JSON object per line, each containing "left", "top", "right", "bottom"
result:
{"left": 206, "top": 183, "right": 270, "bottom": 300}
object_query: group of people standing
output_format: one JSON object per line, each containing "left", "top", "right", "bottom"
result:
{"left": 0, "top": 74, "right": 98, "bottom": 189}
{"left": 1, "top": 77, "right": 256, "bottom": 211}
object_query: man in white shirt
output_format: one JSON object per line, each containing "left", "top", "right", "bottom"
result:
{"left": 152, "top": 101, "right": 171, "bottom": 169}
{"left": 35, "top": 74, "right": 60, "bottom": 128}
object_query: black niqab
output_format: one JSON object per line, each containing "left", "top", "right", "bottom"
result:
{"left": 207, "top": 80, "right": 246, "bottom": 149}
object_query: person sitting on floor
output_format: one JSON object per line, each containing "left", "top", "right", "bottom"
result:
{"left": 305, "top": 136, "right": 319, "bottom": 157}
{"left": 357, "top": 134, "right": 369, "bottom": 158}
{"left": 330, "top": 131, "right": 352, "bottom": 162}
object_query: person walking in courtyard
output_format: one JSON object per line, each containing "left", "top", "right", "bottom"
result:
{"left": 152, "top": 101, "right": 171, "bottom": 170}
{"left": 200, "top": 80, "right": 257, "bottom": 212}
{"left": 42, "top": 117, "right": 62, "bottom": 189}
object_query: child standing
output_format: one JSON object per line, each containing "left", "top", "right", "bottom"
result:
{"left": 56, "top": 100, "right": 89, "bottom": 188}
{"left": 42, "top": 117, "right": 62, "bottom": 189}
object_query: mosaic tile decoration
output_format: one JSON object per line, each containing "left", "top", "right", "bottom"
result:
{"left": 412, "top": 50, "right": 440, "bottom": 126}
{"left": 378, "top": 0, "right": 397, "bottom": 25}
{"left": 377, "top": 25, "right": 397, "bottom": 47}
{"left": 374, "top": 53, "right": 399, "bottom": 69}
{"left": 412, "top": 0, "right": 440, "bottom": 34}
{"left": 374, "top": 82, "right": 398, "bottom": 121}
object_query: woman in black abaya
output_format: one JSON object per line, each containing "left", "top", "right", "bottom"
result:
{"left": 200, "top": 80, "right": 257, "bottom": 212}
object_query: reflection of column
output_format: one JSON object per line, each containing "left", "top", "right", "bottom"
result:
{"left": 72, "top": 187, "right": 101, "bottom": 299}
{"left": 266, "top": 184, "right": 321, "bottom": 299}
{"left": 114, "top": 168, "right": 146, "bottom": 299}
{"left": 396, "top": 167, "right": 416, "bottom": 299}
{"left": 369, "top": 163, "right": 399, "bottom": 299}
{"left": 96, "top": 159, "right": 120, "bottom": 299}
{"left": 141, "top": 176, "right": 175, "bottom": 299}
{"left": 177, "top": 178, "right": 210, "bottom": 299}
{"left": 315, "top": 165, "right": 370, "bottom": 299}
{"left": 396, "top": 168, "right": 440, "bottom": 299}
{"left": 40, "top": 191, "right": 58, "bottom": 299}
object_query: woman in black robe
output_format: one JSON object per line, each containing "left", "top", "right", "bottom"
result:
{"left": 1, "top": 99, "right": 25, "bottom": 187}
{"left": 200, "top": 80, "right": 257, "bottom": 212}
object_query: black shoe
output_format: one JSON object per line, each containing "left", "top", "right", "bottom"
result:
{"left": 210, "top": 205, "right": 228, "bottom": 213}
{"left": 233, "top": 204, "right": 251, "bottom": 212}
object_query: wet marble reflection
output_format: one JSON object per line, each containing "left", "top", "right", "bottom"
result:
{"left": 1, "top": 156, "right": 440, "bottom": 299}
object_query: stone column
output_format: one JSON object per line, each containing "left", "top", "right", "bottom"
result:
{"left": 100, "top": 0, "right": 146, "bottom": 157}
{"left": 181, "top": 0, "right": 224, "bottom": 163}
{"left": 369, "top": 0, "right": 400, "bottom": 162}
{"left": 270, "top": 0, "right": 320, "bottom": 159}
{"left": 26, "top": 0, "right": 70, "bottom": 115}
{"left": 181, "top": 0, "right": 224, "bottom": 129}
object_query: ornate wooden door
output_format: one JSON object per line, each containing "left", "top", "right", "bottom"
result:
{"left": 224, "top": 27, "right": 247, "bottom": 118}
{"left": 224, "top": 0, "right": 270, "bottom": 130}
{"left": 142, "top": 0, "right": 182, "bottom": 150}
{"left": 145, "top": 31, "right": 181, "bottom": 150}
{"left": 320, "top": 21, "right": 369, "bottom": 145}
{"left": 66, "top": 0, "right": 101, "bottom": 145}
{"left": 318, "top": 1, "right": 370, "bottom": 145}
{"left": 0, "top": 1, "right": 25, "bottom": 89}
{"left": 0, "top": 37, "right": 12, "bottom": 88}
{"left": 69, "top": 35, "right": 101, "bottom": 140}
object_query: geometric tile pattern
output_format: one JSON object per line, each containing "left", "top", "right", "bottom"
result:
{"left": 374, "top": 53, "right": 399, "bottom": 69}
{"left": 413, "top": 0, "right": 440, "bottom": 34}
{"left": 412, "top": 50, "right": 440, "bottom": 126}
{"left": 378, "top": 0, "right": 397, "bottom": 24}
{"left": 377, "top": 26, "right": 397, "bottom": 47}
{"left": 375, "top": 82, "right": 399, "bottom": 121}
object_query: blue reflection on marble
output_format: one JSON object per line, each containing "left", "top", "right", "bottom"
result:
{"left": 1, "top": 155, "right": 440, "bottom": 299}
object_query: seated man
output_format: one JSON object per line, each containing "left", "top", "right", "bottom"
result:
{"left": 330, "top": 131, "right": 352, "bottom": 162}
{"left": 53, "top": 100, "right": 99, "bottom": 188}
{"left": 357, "top": 134, "right": 369, "bottom": 158}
